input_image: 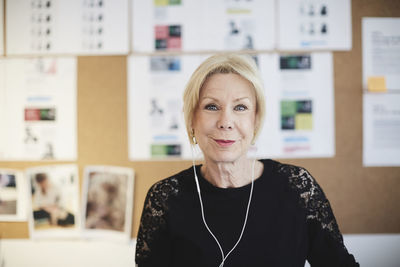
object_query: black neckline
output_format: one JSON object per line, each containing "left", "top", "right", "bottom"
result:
{"left": 194, "top": 159, "right": 273, "bottom": 194}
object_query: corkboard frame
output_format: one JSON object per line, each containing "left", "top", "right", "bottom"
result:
{"left": 1, "top": 0, "right": 400, "bottom": 239}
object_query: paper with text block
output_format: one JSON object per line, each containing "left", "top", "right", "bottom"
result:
{"left": 362, "top": 18, "right": 400, "bottom": 91}
{"left": 363, "top": 93, "right": 400, "bottom": 167}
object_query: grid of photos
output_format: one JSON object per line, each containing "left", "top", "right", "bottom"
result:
{"left": 82, "top": 166, "right": 134, "bottom": 243}
{"left": 0, "top": 164, "right": 135, "bottom": 242}
{"left": 154, "top": 25, "right": 182, "bottom": 50}
{"left": 299, "top": 1, "right": 329, "bottom": 37}
{"left": 81, "top": 0, "right": 105, "bottom": 51}
{"left": 0, "top": 169, "right": 27, "bottom": 222}
{"left": 281, "top": 100, "right": 313, "bottom": 130}
{"left": 30, "top": 0, "right": 54, "bottom": 52}
{"left": 27, "top": 164, "right": 80, "bottom": 239}
{"left": 7, "top": 0, "right": 129, "bottom": 55}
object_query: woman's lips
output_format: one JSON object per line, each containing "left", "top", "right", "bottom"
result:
{"left": 214, "top": 139, "right": 235, "bottom": 147}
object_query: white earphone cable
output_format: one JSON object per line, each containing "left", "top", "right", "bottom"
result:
{"left": 191, "top": 146, "right": 255, "bottom": 267}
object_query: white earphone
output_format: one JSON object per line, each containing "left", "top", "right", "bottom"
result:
{"left": 191, "top": 145, "right": 256, "bottom": 267}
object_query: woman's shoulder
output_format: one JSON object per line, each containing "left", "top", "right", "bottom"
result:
{"left": 261, "top": 159, "right": 317, "bottom": 191}
{"left": 264, "top": 159, "right": 344, "bottom": 242}
{"left": 261, "top": 159, "right": 325, "bottom": 209}
{"left": 145, "top": 166, "right": 194, "bottom": 204}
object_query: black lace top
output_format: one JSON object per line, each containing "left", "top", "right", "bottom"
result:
{"left": 135, "top": 159, "right": 359, "bottom": 267}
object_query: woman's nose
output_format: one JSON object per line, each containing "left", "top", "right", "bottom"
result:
{"left": 217, "top": 110, "right": 233, "bottom": 130}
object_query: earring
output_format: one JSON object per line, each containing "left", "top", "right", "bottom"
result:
{"left": 191, "top": 129, "right": 197, "bottom": 144}
{"left": 251, "top": 132, "right": 256, "bottom": 145}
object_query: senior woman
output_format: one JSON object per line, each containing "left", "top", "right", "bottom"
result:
{"left": 135, "top": 54, "right": 358, "bottom": 267}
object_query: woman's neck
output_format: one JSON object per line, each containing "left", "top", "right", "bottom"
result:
{"left": 201, "top": 157, "right": 261, "bottom": 188}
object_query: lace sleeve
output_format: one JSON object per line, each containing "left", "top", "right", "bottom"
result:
{"left": 278, "top": 164, "right": 359, "bottom": 266}
{"left": 135, "top": 177, "right": 179, "bottom": 265}
{"left": 278, "top": 164, "right": 344, "bottom": 245}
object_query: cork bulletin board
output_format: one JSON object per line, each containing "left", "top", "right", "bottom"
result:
{"left": 1, "top": 0, "right": 400, "bottom": 239}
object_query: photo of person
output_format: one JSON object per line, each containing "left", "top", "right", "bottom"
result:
{"left": 82, "top": 166, "right": 134, "bottom": 242}
{"left": 27, "top": 164, "right": 80, "bottom": 238}
{"left": 0, "top": 169, "right": 27, "bottom": 221}
{"left": 32, "top": 172, "right": 74, "bottom": 226}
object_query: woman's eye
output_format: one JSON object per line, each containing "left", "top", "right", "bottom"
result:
{"left": 234, "top": 104, "right": 248, "bottom": 111}
{"left": 205, "top": 104, "right": 218, "bottom": 111}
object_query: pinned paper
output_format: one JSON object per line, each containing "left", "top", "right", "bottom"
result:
{"left": 367, "top": 76, "right": 387, "bottom": 92}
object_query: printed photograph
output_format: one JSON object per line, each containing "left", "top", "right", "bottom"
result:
{"left": 0, "top": 172, "right": 17, "bottom": 216}
{"left": 280, "top": 55, "right": 312, "bottom": 70}
{"left": 27, "top": 164, "right": 80, "bottom": 238}
{"left": 150, "top": 56, "right": 181, "bottom": 72}
{"left": 82, "top": 166, "right": 134, "bottom": 242}
{"left": 0, "top": 169, "right": 27, "bottom": 222}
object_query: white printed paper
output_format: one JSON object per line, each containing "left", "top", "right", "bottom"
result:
{"left": 0, "top": 169, "right": 27, "bottom": 222}
{"left": 26, "top": 164, "right": 80, "bottom": 239}
{"left": 278, "top": 0, "right": 352, "bottom": 50}
{"left": 132, "top": 0, "right": 275, "bottom": 52}
{"left": 363, "top": 93, "right": 400, "bottom": 167}
{"left": 6, "top": 0, "right": 129, "bottom": 55}
{"left": 82, "top": 166, "right": 134, "bottom": 243}
{"left": 362, "top": 17, "right": 400, "bottom": 91}
{"left": 128, "top": 54, "right": 209, "bottom": 160}
{"left": 0, "top": 57, "right": 77, "bottom": 161}
{"left": 255, "top": 52, "right": 335, "bottom": 158}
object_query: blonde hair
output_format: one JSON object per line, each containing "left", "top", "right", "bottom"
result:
{"left": 183, "top": 53, "right": 266, "bottom": 145}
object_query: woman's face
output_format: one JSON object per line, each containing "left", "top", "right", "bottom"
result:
{"left": 193, "top": 73, "right": 257, "bottom": 163}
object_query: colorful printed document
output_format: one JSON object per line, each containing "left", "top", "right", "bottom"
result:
{"left": 132, "top": 0, "right": 275, "bottom": 52}
{"left": 0, "top": 57, "right": 77, "bottom": 161}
